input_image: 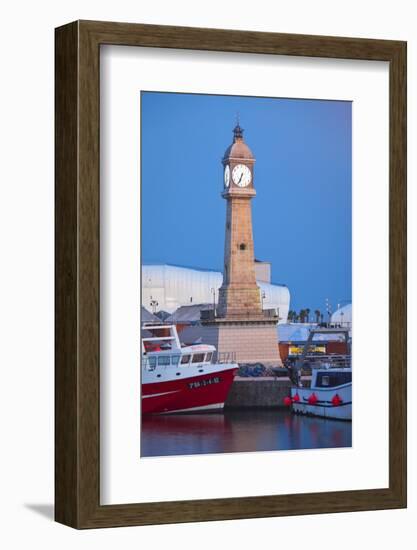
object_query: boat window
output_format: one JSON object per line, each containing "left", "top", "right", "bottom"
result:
{"left": 171, "top": 355, "right": 180, "bottom": 366}
{"left": 157, "top": 355, "right": 171, "bottom": 366}
{"left": 316, "top": 371, "right": 352, "bottom": 387}
{"left": 205, "top": 352, "right": 213, "bottom": 363}
{"left": 148, "top": 356, "right": 157, "bottom": 370}
{"left": 180, "top": 355, "right": 191, "bottom": 365}
{"left": 192, "top": 353, "right": 205, "bottom": 363}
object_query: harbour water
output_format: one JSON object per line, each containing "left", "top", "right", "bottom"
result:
{"left": 141, "top": 409, "right": 352, "bottom": 458}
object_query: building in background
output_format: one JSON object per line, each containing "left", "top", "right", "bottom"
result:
{"left": 331, "top": 303, "right": 352, "bottom": 327}
{"left": 141, "top": 305, "right": 160, "bottom": 324}
{"left": 142, "top": 263, "right": 290, "bottom": 323}
{"left": 165, "top": 303, "right": 214, "bottom": 333}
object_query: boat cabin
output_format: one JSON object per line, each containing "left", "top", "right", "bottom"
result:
{"left": 143, "top": 346, "right": 216, "bottom": 371}
{"left": 142, "top": 323, "right": 215, "bottom": 371}
{"left": 312, "top": 368, "right": 352, "bottom": 389}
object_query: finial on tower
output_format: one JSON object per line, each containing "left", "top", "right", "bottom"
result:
{"left": 222, "top": 115, "right": 254, "bottom": 162}
{"left": 233, "top": 114, "right": 244, "bottom": 140}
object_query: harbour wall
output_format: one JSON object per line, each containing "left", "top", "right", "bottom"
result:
{"left": 225, "top": 377, "right": 291, "bottom": 408}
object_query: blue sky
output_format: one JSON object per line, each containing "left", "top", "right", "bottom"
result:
{"left": 141, "top": 91, "right": 351, "bottom": 315}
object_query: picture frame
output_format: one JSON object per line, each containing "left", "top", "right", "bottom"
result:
{"left": 55, "top": 20, "right": 406, "bottom": 528}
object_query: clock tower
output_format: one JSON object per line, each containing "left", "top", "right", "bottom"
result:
{"left": 217, "top": 123, "right": 262, "bottom": 318}
{"left": 197, "top": 121, "right": 282, "bottom": 368}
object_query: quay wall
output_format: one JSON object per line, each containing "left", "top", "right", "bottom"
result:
{"left": 225, "top": 377, "right": 291, "bottom": 408}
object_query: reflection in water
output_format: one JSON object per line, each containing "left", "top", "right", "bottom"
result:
{"left": 141, "top": 409, "right": 352, "bottom": 458}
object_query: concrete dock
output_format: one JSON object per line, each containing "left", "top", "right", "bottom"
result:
{"left": 225, "top": 377, "right": 292, "bottom": 408}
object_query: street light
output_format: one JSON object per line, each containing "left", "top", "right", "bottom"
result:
{"left": 149, "top": 296, "right": 158, "bottom": 314}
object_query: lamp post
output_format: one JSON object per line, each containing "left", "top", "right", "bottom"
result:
{"left": 149, "top": 296, "right": 158, "bottom": 315}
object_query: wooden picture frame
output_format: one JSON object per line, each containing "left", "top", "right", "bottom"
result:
{"left": 55, "top": 20, "right": 407, "bottom": 528}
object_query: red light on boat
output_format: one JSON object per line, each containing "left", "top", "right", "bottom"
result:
{"left": 308, "top": 393, "right": 318, "bottom": 405}
{"left": 283, "top": 396, "right": 292, "bottom": 406}
{"left": 293, "top": 393, "right": 300, "bottom": 402}
{"left": 331, "top": 394, "right": 342, "bottom": 406}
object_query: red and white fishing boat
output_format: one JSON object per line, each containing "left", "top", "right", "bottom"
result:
{"left": 141, "top": 324, "right": 238, "bottom": 415}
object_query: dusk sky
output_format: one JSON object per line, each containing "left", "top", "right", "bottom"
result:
{"left": 141, "top": 91, "right": 351, "bottom": 315}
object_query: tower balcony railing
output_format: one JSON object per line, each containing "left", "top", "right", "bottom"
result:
{"left": 200, "top": 307, "right": 280, "bottom": 321}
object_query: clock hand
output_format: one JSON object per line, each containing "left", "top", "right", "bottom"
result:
{"left": 239, "top": 173, "right": 243, "bottom": 183}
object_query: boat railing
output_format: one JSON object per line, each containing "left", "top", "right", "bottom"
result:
{"left": 298, "top": 355, "right": 351, "bottom": 369}
{"left": 317, "top": 321, "right": 352, "bottom": 329}
{"left": 216, "top": 351, "right": 237, "bottom": 363}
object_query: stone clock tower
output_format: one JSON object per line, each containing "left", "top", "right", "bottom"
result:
{"left": 198, "top": 123, "right": 282, "bottom": 367}
{"left": 217, "top": 123, "right": 262, "bottom": 318}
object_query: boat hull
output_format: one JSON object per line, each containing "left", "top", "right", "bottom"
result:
{"left": 142, "top": 367, "right": 238, "bottom": 415}
{"left": 290, "top": 383, "right": 352, "bottom": 421}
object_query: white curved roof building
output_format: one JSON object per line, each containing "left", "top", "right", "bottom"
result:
{"left": 331, "top": 303, "right": 352, "bottom": 326}
{"left": 142, "top": 264, "right": 290, "bottom": 323}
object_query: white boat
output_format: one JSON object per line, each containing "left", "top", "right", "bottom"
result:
{"left": 286, "top": 327, "right": 352, "bottom": 421}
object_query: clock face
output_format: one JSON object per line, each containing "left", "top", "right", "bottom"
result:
{"left": 232, "top": 164, "right": 252, "bottom": 187}
{"left": 224, "top": 165, "right": 230, "bottom": 187}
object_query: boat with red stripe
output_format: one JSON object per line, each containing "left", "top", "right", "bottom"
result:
{"left": 142, "top": 324, "right": 238, "bottom": 414}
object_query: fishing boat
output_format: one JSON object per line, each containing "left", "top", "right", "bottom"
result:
{"left": 285, "top": 327, "right": 352, "bottom": 421}
{"left": 141, "top": 323, "right": 238, "bottom": 415}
